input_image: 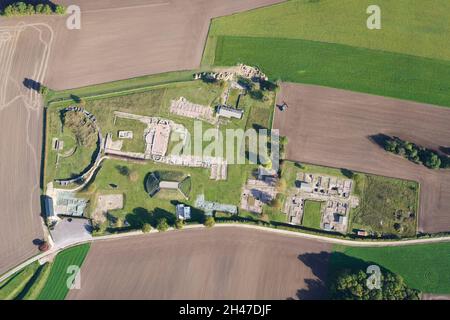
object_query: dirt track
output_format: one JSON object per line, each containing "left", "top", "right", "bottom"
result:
{"left": 0, "top": 22, "right": 51, "bottom": 274}
{"left": 67, "top": 227, "right": 331, "bottom": 300}
{"left": 274, "top": 83, "right": 450, "bottom": 234}
{"left": 44, "top": 0, "right": 285, "bottom": 90}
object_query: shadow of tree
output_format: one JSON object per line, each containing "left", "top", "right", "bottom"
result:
{"left": 292, "top": 251, "right": 390, "bottom": 300}
{"left": 23, "top": 78, "right": 40, "bottom": 92}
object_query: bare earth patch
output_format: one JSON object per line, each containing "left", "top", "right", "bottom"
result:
{"left": 274, "top": 83, "right": 450, "bottom": 233}
{"left": 67, "top": 227, "right": 332, "bottom": 300}
{"left": 92, "top": 194, "right": 124, "bottom": 224}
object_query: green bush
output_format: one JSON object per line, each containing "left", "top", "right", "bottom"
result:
{"left": 175, "top": 219, "right": 184, "bottom": 229}
{"left": 204, "top": 216, "right": 215, "bottom": 228}
{"left": 1, "top": 2, "right": 66, "bottom": 17}
{"left": 142, "top": 223, "right": 152, "bottom": 233}
{"left": 156, "top": 218, "right": 169, "bottom": 232}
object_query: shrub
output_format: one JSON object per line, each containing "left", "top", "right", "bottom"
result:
{"left": 156, "top": 218, "right": 169, "bottom": 232}
{"left": 175, "top": 219, "right": 184, "bottom": 230}
{"left": 142, "top": 223, "right": 152, "bottom": 233}
{"left": 39, "top": 85, "right": 49, "bottom": 95}
{"left": 204, "top": 216, "right": 215, "bottom": 228}
{"left": 55, "top": 5, "right": 66, "bottom": 15}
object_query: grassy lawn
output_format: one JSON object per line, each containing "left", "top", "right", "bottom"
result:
{"left": 38, "top": 244, "right": 90, "bottom": 300}
{"left": 113, "top": 118, "right": 147, "bottom": 153}
{"left": 206, "top": 0, "right": 450, "bottom": 62}
{"left": 302, "top": 200, "right": 323, "bottom": 229}
{"left": 331, "top": 243, "right": 450, "bottom": 294}
{"left": 46, "top": 70, "right": 196, "bottom": 103}
{"left": 280, "top": 161, "right": 419, "bottom": 237}
{"left": 213, "top": 36, "right": 450, "bottom": 107}
{"left": 82, "top": 158, "right": 255, "bottom": 229}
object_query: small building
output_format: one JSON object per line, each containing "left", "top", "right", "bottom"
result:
{"left": 216, "top": 105, "right": 244, "bottom": 119}
{"left": 176, "top": 204, "right": 191, "bottom": 220}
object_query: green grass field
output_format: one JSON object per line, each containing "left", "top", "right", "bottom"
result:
{"left": 302, "top": 200, "right": 323, "bottom": 229}
{"left": 38, "top": 244, "right": 90, "bottom": 300}
{"left": 46, "top": 70, "right": 195, "bottom": 103}
{"left": 0, "top": 262, "right": 40, "bottom": 300}
{"left": 206, "top": 0, "right": 450, "bottom": 62}
{"left": 332, "top": 242, "right": 450, "bottom": 294}
{"left": 213, "top": 36, "right": 450, "bottom": 107}
{"left": 203, "top": 0, "right": 450, "bottom": 107}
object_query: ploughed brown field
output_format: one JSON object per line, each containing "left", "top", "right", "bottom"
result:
{"left": 0, "top": 22, "right": 50, "bottom": 274}
{"left": 44, "top": 0, "right": 285, "bottom": 90}
{"left": 274, "top": 83, "right": 450, "bottom": 234}
{"left": 67, "top": 227, "right": 332, "bottom": 300}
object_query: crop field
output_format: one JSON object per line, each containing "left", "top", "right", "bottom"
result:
{"left": 203, "top": 0, "right": 450, "bottom": 107}
{"left": 274, "top": 83, "right": 450, "bottom": 233}
{"left": 213, "top": 36, "right": 450, "bottom": 107}
{"left": 302, "top": 200, "right": 322, "bottom": 229}
{"left": 38, "top": 244, "right": 90, "bottom": 300}
{"left": 206, "top": 0, "right": 450, "bottom": 61}
{"left": 331, "top": 242, "right": 450, "bottom": 294}
{"left": 67, "top": 228, "right": 332, "bottom": 299}
{"left": 43, "top": 0, "right": 284, "bottom": 90}
{"left": 0, "top": 21, "right": 49, "bottom": 275}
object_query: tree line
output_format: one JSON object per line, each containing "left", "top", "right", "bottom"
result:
{"left": 384, "top": 136, "right": 449, "bottom": 170}
{"left": 1, "top": 2, "right": 65, "bottom": 17}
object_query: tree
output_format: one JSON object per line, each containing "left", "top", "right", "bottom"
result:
{"left": 156, "top": 218, "right": 169, "bottom": 232}
{"left": 204, "top": 216, "right": 215, "bottom": 228}
{"left": 384, "top": 139, "right": 397, "bottom": 152}
{"left": 330, "top": 269, "right": 420, "bottom": 300}
{"left": 175, "top": 219, "right": 184, "bottom": 230}
{"left": 249, "top": 89, "right": 264, "bottom": 100}
{"left": 55, "top": 5, "right": 66, "bottom": 15}
{"left": 259, "top": 79, "right": 278, "bottom": 91}
{"left": 142, "top": 223, "right": 152, "bottom": 233}
{"left": 35, "top": 4, "right": 44, "bottom": 14}
{"left": 237, "top": 76, "right": 254, "bottom": 91}
{"left": 42, "top": 4, "right": 52, "bottom": 15}
{"left": 424, "top": 152, "right": 441, "bottom": 169}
